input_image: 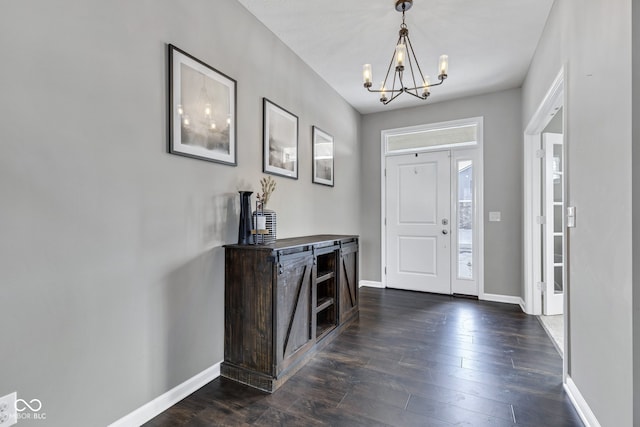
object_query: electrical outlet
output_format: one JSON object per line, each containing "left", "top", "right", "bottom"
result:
{"left": 0, "top": 392, "right": 16, "bottom": 426}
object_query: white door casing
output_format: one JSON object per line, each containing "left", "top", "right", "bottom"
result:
{"left": 523, "top": 68, "right": 564, "bottom": 316}
{"left": 523, "top": 68, "right": 567, "bottom": 382}
{"left": 386, "top": 151, "right": 451, "bottom": 293}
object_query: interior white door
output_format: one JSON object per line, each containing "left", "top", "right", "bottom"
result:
{"left": 386, "top": 151, "right": 451, "bottom": 293}
{"left": 543, "top": 133, "right": 564, "bottom": 315}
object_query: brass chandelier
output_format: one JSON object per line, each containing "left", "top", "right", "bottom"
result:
{"left": 363, "top": 0, "right": 449, "bottom": 105}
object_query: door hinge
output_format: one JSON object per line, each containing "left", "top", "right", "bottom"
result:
{"left": 384, "top": 218, "right": 387, "bottom": 226}
{"left": 537, "top": 282, "right": 544, "bottom": 292}
{"left": 536, "top": 216, "right": 546, "bottom": 225}
{"left": 384, "top": 168, "right": 387, "bottom": 177}
{"left": 384, "top": 267, "right": 387, "bottom": 275}
{"left": 535, "top": 149, "right": 545, "bottom": 159}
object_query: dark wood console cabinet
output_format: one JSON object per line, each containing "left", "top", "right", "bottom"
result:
{"left": 222, "top": 235, "right": 359, "bottom": 392}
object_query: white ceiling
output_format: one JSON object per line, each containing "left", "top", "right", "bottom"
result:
{"left": 236, "top": 0, "right": 555, "bottom": 115}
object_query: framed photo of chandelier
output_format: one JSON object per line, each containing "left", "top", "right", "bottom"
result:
{"left": 263, "top": 98, "right": 298, "bottom": 179}
{"left": 168, "top": 44, "right": 237, "bottom": 165}
{"left": 312, "top": 126, "right": 334, "bottom": 187}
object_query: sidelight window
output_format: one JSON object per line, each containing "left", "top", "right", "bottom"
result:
{"left": 457, "top": 160, "right": 473, "bottom": 280}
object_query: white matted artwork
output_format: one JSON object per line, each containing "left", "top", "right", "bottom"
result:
{"left": 312, "top": 126, "right": 334, "bottom": 187}
{"left": 168, "top": 44, "right": 236, "bottom": 165}
{"left": 263, "top": 98, "right": 298, "bottom": 179}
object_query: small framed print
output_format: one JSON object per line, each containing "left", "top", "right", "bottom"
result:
{"left": 168, "top": 44, "right": 237, "bottom": 165}
{"left": 263, "top": 98, "right": 298, "bottom": 179}
{"left": 312, "top": 126, "right": 334, "bottom": 187}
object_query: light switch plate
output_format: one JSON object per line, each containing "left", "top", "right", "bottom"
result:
{"left": 567, "top": 206, "right": 576, "bottom": 228}
{"left": 489, "top": 211, "right": 501, "bottom": 222}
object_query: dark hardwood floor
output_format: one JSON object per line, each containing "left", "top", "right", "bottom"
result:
{"left": 145, "top": 288, "right": 583, "bottom": 426}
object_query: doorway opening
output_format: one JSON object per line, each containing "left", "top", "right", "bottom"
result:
{"left": 523, "top": 69, "right": 567, "bottom": 365}
{"left": 381, "top": 117, "right": 484, "bottom": 297}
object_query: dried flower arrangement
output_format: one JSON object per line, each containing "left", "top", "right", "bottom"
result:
{"left": 256, "top": 176, "right": 276, "bottom": 209}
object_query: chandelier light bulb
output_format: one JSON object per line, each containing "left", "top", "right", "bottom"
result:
{"left": 439, "top": 54, "right": 449, "bottom": 78}
{"left": 395, "top": 43, "right": 407, "bottom": 70}
{"left": 380, "top": 84, "right": 388, "bottom": 102}
{"left": 182, "top": 115, "right": 190, "bottom": 127}
{"left": 177, "top": 104, "right": 184, "bottom": 115}
{"left": 204, "top": 103, "right": 212, "bottom": 117}
{"left": 210, "top": 121, "right": 216, "bottom": 130}
{"left": 226, "top": 116, "right": 231, "bottom": 125}
{"left": 423, "top": 76, "right": 431, "bottom": 97}
{"left": 363, "top": 64, "right": 372, "bottom": 86}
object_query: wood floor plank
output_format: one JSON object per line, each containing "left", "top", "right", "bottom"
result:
{"left": 285, "top": 397, "right": 395, "bottom": 427}
{"left": 338, "top": 392, "right": 453, "bottom": 427}
{"left": 144, "top": 288, "right": 582, "bottom": 426}
{"left": 512, "top": 400, "right": 584, "bottom": 426}
{"left": 404, "top": 382, "right": 515, "bottom": 422}
{"left": 405, "top": 394, "right": 516, "bottom": 426}
{"left": 252, "top": 407, "right": 325, "bottom": 426}
{"left": 346, "top": 382, "right": 411, "bottom": 410}
{"left": 186, "top": 400, "right": 268, "bottom": 426}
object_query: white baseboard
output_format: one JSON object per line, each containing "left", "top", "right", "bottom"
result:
{"left": 109, "top": 361, "right": 221, "bottom": 427}
{"left": 564, "top": 376, "right": 601, "bottom": 427}
{"left": 362, "top": 286, "right": 524, "bottom": 309}
{"left": 518, "top": 298, "right": 526, "bottom": 312}
{"left": 480, "top": 293, "right": 522, "bottom": 305}
{"left": 359, "top": 280, "right": 384, "bottom": 288}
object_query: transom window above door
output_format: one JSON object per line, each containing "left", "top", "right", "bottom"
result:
{"left": 384, "top": 117, "right": 481, "bottom": 155}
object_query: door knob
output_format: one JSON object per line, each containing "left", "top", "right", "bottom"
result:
{"left": 442, "top": 229, "right": 449, "bottom": 235}
{"left": 442, "top": 219, "right": 449, "bottom": 225}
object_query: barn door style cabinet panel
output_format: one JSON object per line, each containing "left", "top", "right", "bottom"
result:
{"left": 222, "top": 235, "right": 359, "bottom": 392}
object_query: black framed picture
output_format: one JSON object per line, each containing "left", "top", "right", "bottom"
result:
{"left": 263, "top": 98, "right": 298, "bottom": 179}
{"left": 168, "top": 44, "right": 237, "bottom": 165}
{"left": 312, "top": 126, "right": 334, "bottom": 187}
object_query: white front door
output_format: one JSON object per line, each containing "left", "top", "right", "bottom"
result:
{"left": 386, "top": 151, "right": 451, "bottom": 293}
{"left": 543, "top": 133, "right": 564, "bottom": 315}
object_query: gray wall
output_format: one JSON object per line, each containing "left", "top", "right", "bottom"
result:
{"left": 522, "top": 0, "right": 633, "bottom": 424}
{"left": 360, "top": 88, "right": 523, "bottom": 297}
{"left": 634, "top": 2, "right": 640, "bottom": 424}
{"left": 0, "top": 1, "right": 361, "bottom": 425}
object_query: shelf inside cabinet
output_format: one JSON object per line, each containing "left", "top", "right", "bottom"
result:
{"left": 316, "top": 296, "right": 334, "bottom": 312}
{"left": 315, "top": 249, "right": 340, "bottom": 343}
{"left": 317, "top": 271, "right": 335, "bottom": 283}
{"left": 316, "top": 322, "right": 336, "bottom": 341}
{"left": 315, "top": 296, "right": 336, "bottom": 342}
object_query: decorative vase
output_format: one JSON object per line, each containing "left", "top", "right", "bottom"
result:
{"left": 252, "top": 208, "right": 276, "bottom": 245}
{"left": 252, "top": 209, "right": 267, "bottom": 245}
{"left": 237, "top": 191, "right": 253, "bottom": 245}
{"left": 261, "top": 209, "right": 277, "bottom": 244}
